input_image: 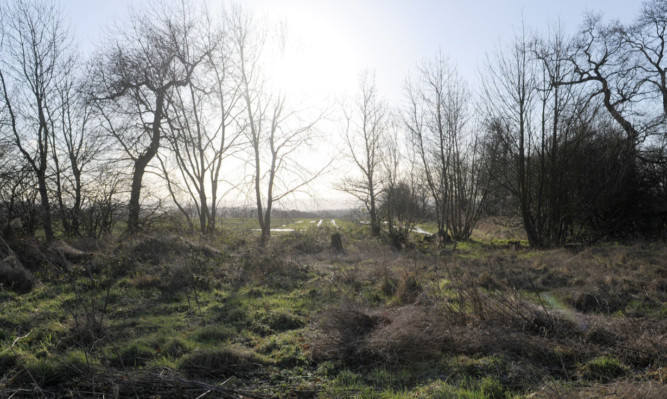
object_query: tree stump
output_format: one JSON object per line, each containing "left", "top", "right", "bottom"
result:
{"left": 330, "top": 232, "right": 344, "bottom": 251}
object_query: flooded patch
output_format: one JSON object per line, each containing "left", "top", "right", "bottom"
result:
{"left": 412, "top": 226, "right": 433, "bottom": 235}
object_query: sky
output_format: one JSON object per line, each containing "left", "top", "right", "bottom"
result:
{"left": 64, "top": 0, "right": 644, "bottom": 209}
{"left": 67, "top": 0, "right": 642, "bottom": 104}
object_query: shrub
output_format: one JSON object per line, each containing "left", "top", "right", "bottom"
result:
{"left": 160, "top": 337, "right": 193, "bottom": 358}
{"left": 311, "top": 305, "right": 447, "bottom": 366}
{"left": 0, "top": 255, "right": 35, "bottom": 293}
{"left": 0, "top": 237, "right": 36, "bottom": 293}
{"left": 238, "top": 252, "right": 311, "bottom": 290}
{"left": 310, "top": 306, "right": 385, "bottom": 365}
{"left": 572, "top": 291, "right": 611, "bottom": 313}
{"left": 364, "top": 306, "right": 446, "bottom": 363}
{"left": 64, "top": 313, "right": 107, "bottom": 348}
{"left": 278, "top": 230, "right": 325, "bottom": 254}
{"left": 261, "top": 311, "right": 305, "bottom": 332}
{"left": 15, "top": 350, "right": 92, "bottom": 387}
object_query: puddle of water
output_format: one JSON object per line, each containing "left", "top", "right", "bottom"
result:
{"left": 412, "top": 226, "right": 432, "bottom": 235}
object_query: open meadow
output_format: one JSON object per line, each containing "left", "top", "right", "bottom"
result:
{"left": 0, "top": 218, "right": 664, "bottom": 398}
{"left": 2, "top": 0, "right": 666, "bottom": 397}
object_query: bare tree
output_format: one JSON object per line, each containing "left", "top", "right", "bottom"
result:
{"left": 379, "top": 122, "right": 425, "bottom": 246}
{"left": 91, "top": 2, "right": 212, "bottom": 233}
{"left": 529, "top": 23, "right": 594, "bottom": 246}
{"left": 0, "top": 141, "right": 38, "bottom": 237}
{"left": 481, "top": 27, "right": 540, "bottom": 245}
{"left": 49, "top": 67, "right": 103, "bottom": 236}
{"left": 481, "top": 20, "right": 644, "bottom": 246}
{"left": 621, "top": 0, "right": 667, "bottom": 118}
{"left": 405, "top": 53, "right": 487, "bottom": 241}
{"left": 556, "top": 12, "right": 658, "bottom": 147}
{"left": 340, "top": 71, "right": 387, "bottom": 237}
{"left": 231, "top": 7, "right": 323, "bottom": 245}
{"left": 0, "top": 0, "right": 73, "bottom": 243}
{"left": 162, "top": 8, "right": 243, "bottom": 234}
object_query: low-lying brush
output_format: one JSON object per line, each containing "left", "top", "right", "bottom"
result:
{"left": 0, "top": 222, "right": 663, "bottom": 398}
{"left": 180, "top": 345, "right": 268, "bottom": 379}
{"left": 311, "top": 304, "right": 447, "bottom": 366}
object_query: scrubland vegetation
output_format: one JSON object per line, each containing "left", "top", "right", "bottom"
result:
{"left": 1, "top": 0, "right": 666, "bottom": 396}
{"left": 0, "top": 218, "right": 664, "bottom": 398}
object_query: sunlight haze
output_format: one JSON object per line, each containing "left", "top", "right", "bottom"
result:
{"left": 64, "top": 0, "right": 643, "bottom": 210}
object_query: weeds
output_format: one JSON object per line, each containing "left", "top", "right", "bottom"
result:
{"left": 0, "top": 222, "right": 664, "bottom": 397}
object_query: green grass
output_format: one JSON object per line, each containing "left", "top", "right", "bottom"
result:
{"left": 0, "top": 217, "right": 663, "bottom": 397}
{"left": 579, "top": 356, "right": 628, "bottom": 382}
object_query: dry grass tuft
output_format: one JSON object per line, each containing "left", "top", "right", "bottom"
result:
{"left": 531, "top": 379, "right": 667, "bottom": 399}
{"left": 180, "top": 346, "right": 268, "bottom": 379}
{"left": 311, "top": 304, "right": 447, "bottom": 365}
{"left": 234, "top": 251, "right": 312, "bottom": 290}
{"left": 364, "top": 305, "right": 446, "bottom": 363}
{"left": 310, "top": 305, "right": 385, "bottom": 364}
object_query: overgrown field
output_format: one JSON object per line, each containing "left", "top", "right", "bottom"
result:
{"left": 0, "top": 220, "right": 665, "bottom": 398}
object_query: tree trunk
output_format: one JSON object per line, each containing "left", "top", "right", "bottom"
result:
{"left": 128, "top": 91, "right": 165, "bottom": 233}
{"left": 37, "top": 172, "right": 54, "bottom": 243}
{"left": 198, "top": 182, "right": 208, "bottom": 234}
{"left": 71, "top": 167, "right": 82, "bottom": 236}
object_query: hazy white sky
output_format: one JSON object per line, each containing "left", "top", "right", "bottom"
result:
{"left": 68, "top": 0, "right": 641, "bottom": 104}
{"left": 64, "top": 0, "right": 643, "bottom": 209}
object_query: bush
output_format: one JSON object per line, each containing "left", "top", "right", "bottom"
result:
{"left": 278, "top": 230, "right": 325, "bottom": 254}
{"left": 0, "top": 255, "right": 35, "bottom": 293}
{"left": 237, "top": 252, "right": 311, "bottom": 290}
{"left": 0, "top": 351, "right": 19, "bottom": 375}
{"left": 310, "top": 306, "right": 385, "bottom": 365}
{"left": 14, "top": 350, "right": 92, "bottom": 387}
{"left": 311, "top": 305, "right": 447, "bottom": 366}
{"left": 161, "top": 337, "right": 193, "bottom": 358}
{"left": 0, "top": 237, "right": 36, "bottom": 293}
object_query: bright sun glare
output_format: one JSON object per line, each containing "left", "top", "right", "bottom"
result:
{"left": 263, "top": 5, "right": 360, "bottom": 101}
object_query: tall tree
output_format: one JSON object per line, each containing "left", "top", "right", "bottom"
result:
{"left": 482, "top": 27, "right": 541, "bottom": 246}
{"left": 91, "top": 2, "right": 212, "bottom": 233}
{"left": 622, "top": 0, "right": 667, "bottom": 118}
{"left": 231, "top": 7, "right": 323, "bottom": 244}
{"left": 162, "top": 8, "right": 243, "bottom": 234}
{"left": 0, "top": 0, "right": 73, "bottom": 243}
{"left": 405, "top": 53, "right": 488, "bottom": 241}
{"left": 51, "top": 67, "right": 102, "bottom": 236}
{"left": 341, "top": 71, "right": 387, "bottom": 237}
